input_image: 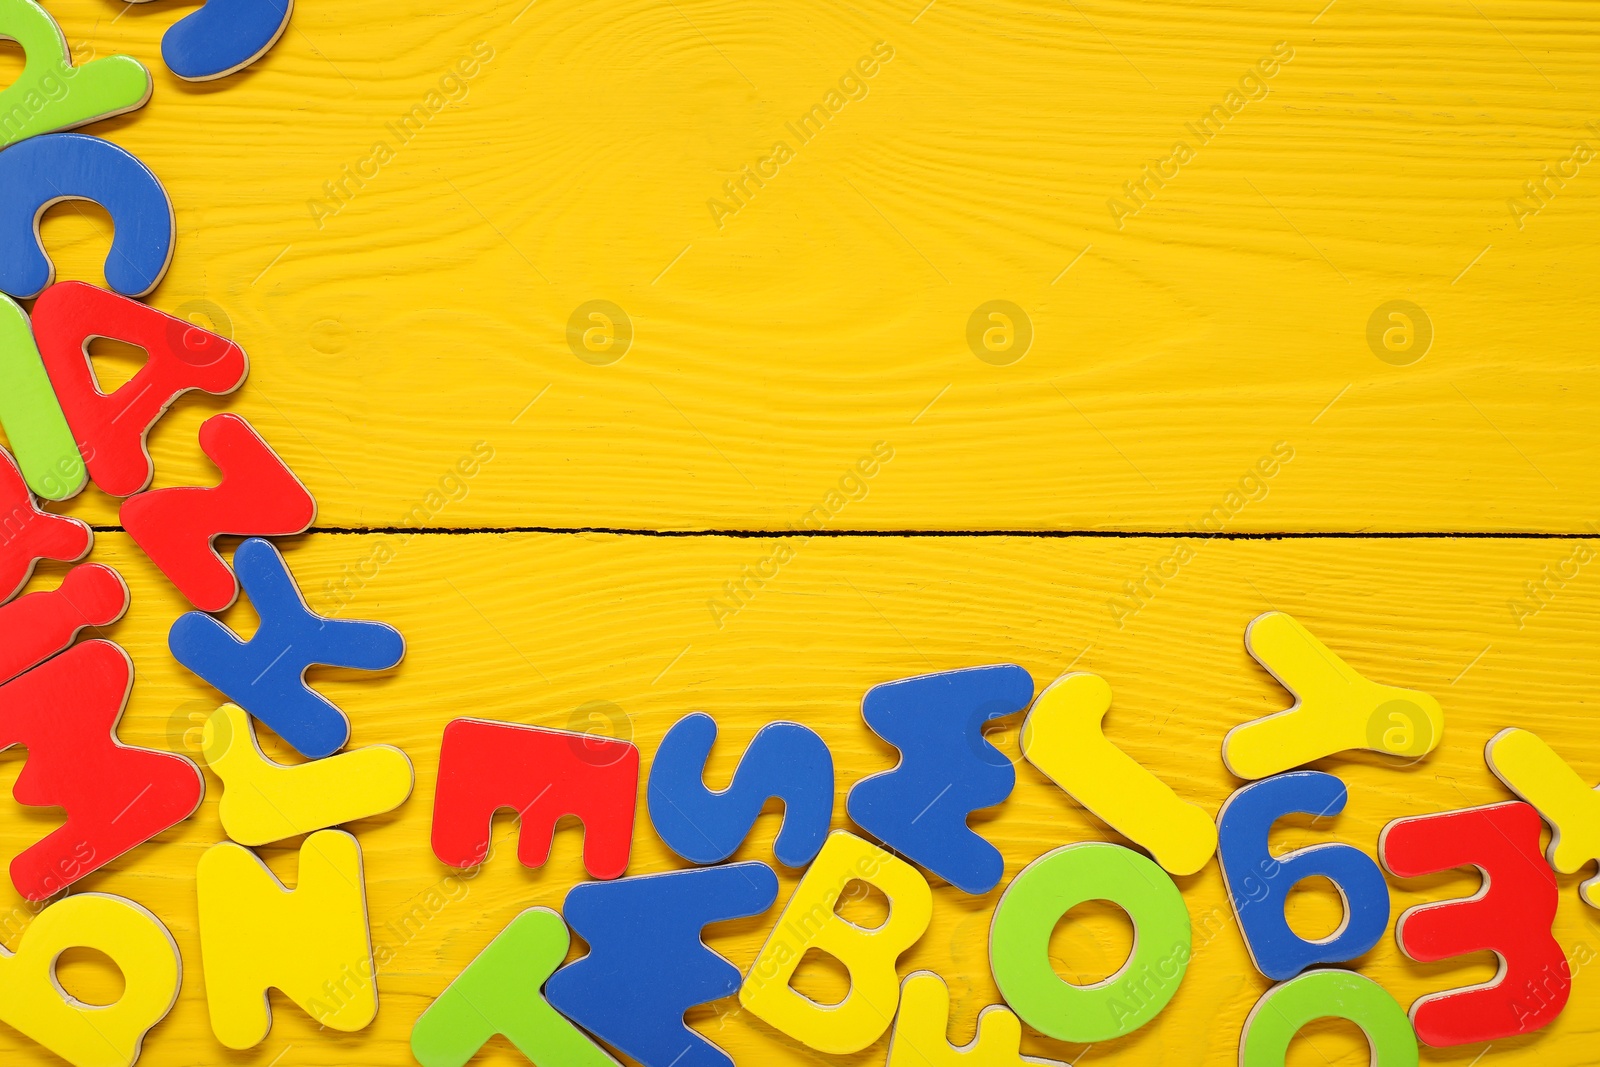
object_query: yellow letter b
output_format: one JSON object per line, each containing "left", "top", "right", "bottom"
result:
{"left": 739, "top": 830, "right": 931, "bottom": 1054}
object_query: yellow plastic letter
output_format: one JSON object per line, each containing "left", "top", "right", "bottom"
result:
{"left": 887, "top": 971, "right": 1034, "bottom": 1067}
{"left": 739, "top": 830, "right": 931, "bottom": 1054}
{"left": 197, "top": 829, "right": 376, "bottom": 1048}
{"left": 0, "top": 893, "right": 179, "bottom": 1067}
{"left": 202, "top": 704, "right": 414, "bottom": 845}
{"left": 1223, "top": 611, "right": 1443, "bottom": 779}
{"left": 1487, "top": 728, "right": 1600, "bottom": 907}
{"left": 1021, "top": 673, "right": 1216, "bottom": 875}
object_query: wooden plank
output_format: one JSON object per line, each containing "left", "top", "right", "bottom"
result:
{"left": 2, "top": 532, "right": 1597, "bottom": 1064}
{"left": 9, "top": 0, "right": 1598, "bottom": 531}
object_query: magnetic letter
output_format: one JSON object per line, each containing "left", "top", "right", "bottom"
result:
{"left": 412, "top": 906, "right": 619, "bottom": 1067}
{"left": 1223, "top": 612, "right": 1443, "bottom": 778}
{"left": 121, "top": 413, "right": 316, "bottom": 611}
{"left": 196, "top": 830, "right": 376, "bottom": 1048}
{"left": 739, "top": 830, "right": 932, "bottom": 1054}
{"left": 847, "top": 664, "right": 1033, "bottom": 893}
{"left": 547, "top": 863, "right": 778, "bottom": 1067}
{"left": 0, "top": 893, "right": 179, "bottom": 1067}
{"left": 0, "top": 133, "right": 173, "bottom": 299}
{"left": 648, "top": 711, "right": 832, "bottom": 867}
{"left": 887, "top": 971, "right": 1030, "bottom": 1067}
{"left": 0, "top": 563, "right": 126, "bottom": 686}
{"left": 201, "top": 704, "right": 413, "bottom": 845}
{"left": 0, "top": 292, "right": 80, "bottom": 499}
{"left": 1021, "top": 672, "right": 1216, "bottom": 875}
{"left": 432, "top": 717, "right": 638, "bottom": 878}
{"left": 0, "top": 445, "right": 91, "bottom": 604}
{"left": 0, "top": 0, "right": 150, "bottom": 150}
{"left": 159, "top": 0, "right": 295, "bottom": 82}
{"left": 169, "top": 538, "right": 404, "bottom": 759}
{"left": 1217, "top": 771, "right": 1389, "bottom": 980}
{"left": 0, "top": 640, "right": 203, "bottom": 900}
{"left": 1379, "top": 801, "right": 1566, "bottom": 1046}
{"left": 989, "top": 842, "right": 1189, "bottom": 1043}
{"left": 1486, "top": 727, "right": 1600, "bottom": 907}
{"left": 32, "top": 281, "right": 247, "bottom": 498}
{"left": 1240, "top": 969, "right": 1417, "bottom": 1067}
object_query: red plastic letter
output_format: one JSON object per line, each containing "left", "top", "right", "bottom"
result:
{"left": 0, "top": 640, "right": 204, "bottom": 900}
{"left": 432, "top": 718, "right": 638, "bottom": 879}
{"left": 0, "top": 446, "right": 91, "bottom": 604}
{"left": 32, "top": 281, "right": 248, "bottom": 497}
{"left": 0, "top": 563, "right": 128, "bottom": 685}
{"left": 1379, "top": 800, "right": 1568, "bottom": 1046}
{"left": 121, "top": 413, "right": 315, "bottom": 611}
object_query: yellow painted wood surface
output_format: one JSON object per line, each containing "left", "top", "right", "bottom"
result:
{"left": 1, "top": 534, "right": 1599, "bottom": 1065}
{"left": 4, "top": 0, "right": 1600, "bottom": 1064}
{"left": 4, "top": 0, "right": 1599, "bottom": 531}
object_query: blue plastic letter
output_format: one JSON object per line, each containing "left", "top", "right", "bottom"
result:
{"left": 846, "top": 664, "right": 1033, "bottom": 894}
{"left": 169, "top": 538, "right": 404, "bottom": 759}
{"left": 161, "top": 0, "right": 293, "bottom": 82}
{"left": 649, "top": 712, "right": 833, "bottom": 867}
{"left": 1217, "top": 770, "right": 1390, "bottom": 980}
{"left": 0, "top": 133, "right": 172, "bottom": 299}
{"left": 547, "top": 863, "right": 779, "bottom": 1067}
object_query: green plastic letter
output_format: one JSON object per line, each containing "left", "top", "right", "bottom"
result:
{"left": 989, "top": 842, "right": 1190, "bottom": 1043}
{"left": 0, "top": 0, "right": 152, "bottom": 150}
{"left": 411, "top": 907, "right": 619, "bottom": 1067}
{"left": 1240, "top": 969, "right": 1417, "bottom": 1067}
{"left": 0, "top": 293, "right": 82, "bottom": 499}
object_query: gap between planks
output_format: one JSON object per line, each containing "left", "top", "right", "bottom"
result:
{"left": 81, "top": 526, "right": 1600, "bottom": 540}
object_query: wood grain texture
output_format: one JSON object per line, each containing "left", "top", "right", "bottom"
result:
{"left": 5, "top": 0, "right": 1600, "bottom": 1064}
{"left": 6, "top": 0, "right": 1598, "bottom": 531}
{"left": 3, "top": 533, "right": 1600, "bottom": 1065}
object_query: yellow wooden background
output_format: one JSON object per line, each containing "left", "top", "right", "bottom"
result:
{"left": 3, "top": 0, "right": 1600, "bottom": 1064}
